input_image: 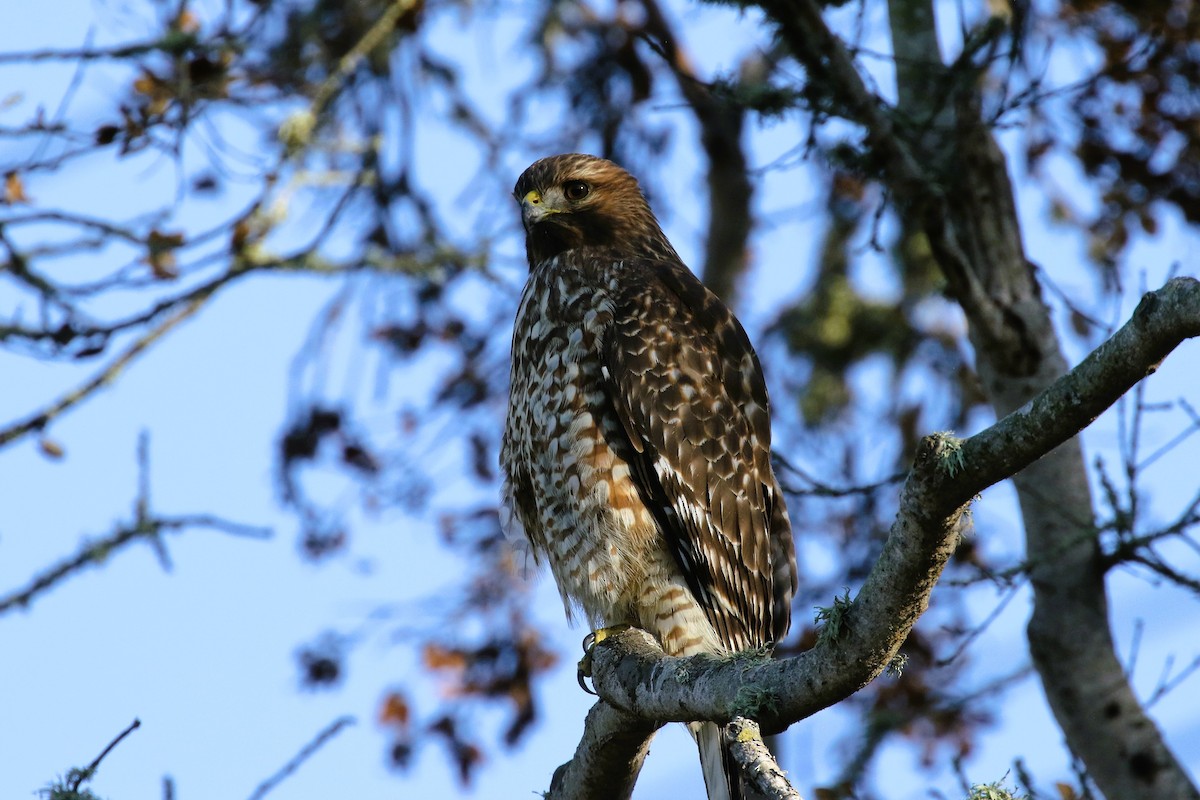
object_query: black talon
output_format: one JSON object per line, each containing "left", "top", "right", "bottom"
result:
{"left": 577, "top": 661, "right": 597, "bottom": 694}
{"left": 576, "top": 630, "right": 604, "bottom": 694}
{"left": 577, "top": 638, "right": 598, "bottom": 694}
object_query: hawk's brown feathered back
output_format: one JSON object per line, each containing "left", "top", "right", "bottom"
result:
{"left": 500, "top": 153, "right": 797, "bottom": 799}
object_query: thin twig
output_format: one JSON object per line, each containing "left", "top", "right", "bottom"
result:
{"left": 67, "top": 718, "right": 142, "bottom": 792}
{"left": 774, "top": 452, "right": 905, "bottom": 498}
{"left": 1139, "top": 397, "right": 1200, "bottom": 471}
{"left": 0, "top": 39, "right": 185, "bottom": 63}
{"left": 1146, "top": 653, "right": 1200, "bottom": 708}
{"left": 0, "top": 296, "right": 207, "bottom": 449}
{"left": 246, "top": 716, "right": 356, "bottom": 800}
{"left": 308, "top": 0, "right": 419, "bottom": 123}
{"left": 0, "top": 513, "right": 270, "bottom": 615}
{"left": 934, "top": 583, "right": 1022, "bottom": 667}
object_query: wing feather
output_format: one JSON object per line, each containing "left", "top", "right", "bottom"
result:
{"left": 604, "top": 258, "right": 793, "bottom": 651}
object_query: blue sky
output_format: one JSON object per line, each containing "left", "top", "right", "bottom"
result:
{"left": 2, "top": 1, "right": 1199, "bottom": 799}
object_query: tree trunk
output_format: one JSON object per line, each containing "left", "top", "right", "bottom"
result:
{"left": 886, "top": 1, "right": 1200, "bottom": 796}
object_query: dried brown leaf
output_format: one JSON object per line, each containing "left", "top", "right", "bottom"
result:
{"left": 422, "top": 643, "right": 467, "bottom": 671}
{"left": 1055, "top": 783, "right": 1078, "bottom": 800}
{"left": 3, "top": 171, "right": 29, "bottom": 204}
{"left": 146, "top": 229, "right": 185, "bottom": 279}
{"left": 38, "top": 438, "right": 65, "bottom": 459}
{"left": 379, "top": 691, "right": 410, "bottom": 728}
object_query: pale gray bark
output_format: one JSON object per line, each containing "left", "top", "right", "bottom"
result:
{"left": 727, "top": 717, "right": 804, "bottom": 800}
{"left": 547, "top": 701, "right": 658, "bottom": 800}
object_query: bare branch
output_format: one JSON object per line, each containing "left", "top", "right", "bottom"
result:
{"left": 774, "top": 454, "right": 905, "bottom": 498}
{"left": 0, "top": 296, "right": 207, "bottom": 449}
{"left": 43, "top": 717, "right": 145, "bottom": 799}
{"left": 945, "top": 278, "right": 1200, "bottom": 493}
{"left": 1139, "top": 397, "right": 1200, "bottom": 470}
{"left": 246, "top": 716, "right": 356, "bottom": 800}
{"left": 72, "top": 718, "right": 143, "bottom": 793}
{"left": 281, "top": 0, "right": 423, "bottom": 154}
{"left": 0, "top": 510, "right": 270, "bottom": 616}
{"left": 727, "top": 717, "right": 804, "bottom": 799}
{"left": 756, "top": 0, "right": 928, "bottom": 190}
{"left": 1146, "top": 654, "right": 1200, "bottom": 709}
{"left": 546, "top": 701, "right": 659, "bottom": 800}
{"left": 0, "top": 38, "right": 197, "bottom": 64}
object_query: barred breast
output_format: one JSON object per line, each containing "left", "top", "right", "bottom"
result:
{"left": 500, "top": 255, "right": 724, "bottom": 656}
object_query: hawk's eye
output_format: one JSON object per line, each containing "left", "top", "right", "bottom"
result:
{"left": 563, "top": 180, "right": 590, "bottom": 201}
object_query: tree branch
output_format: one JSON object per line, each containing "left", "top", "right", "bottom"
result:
{"left": 0, "top": 502, "right": 271, "bottom": 615}
{"left": 546, "top": 701, "right": 659, "bottom": 800}
{"left": 71, "top": 718, "right": 142, "bottom": 793}
{"left": 727, "top": 717, "right": 803, "bottom": 799}
{"left": 546, "top": 276, "right": 1200, "bottom": 792}
{"left": 246, "top": 716, "right": 356, "bottom": 800}
{"left": 42, "top": 717, "right": 144, "bottom": 799}
{"left": 0, "top": 296, "right": 208, "bottom": 449}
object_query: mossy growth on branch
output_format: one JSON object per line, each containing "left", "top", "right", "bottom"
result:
{"left": 732, "top": 684, "right": 780, "bottom": 719}
{"left": 814, "top": 587, "right": 853, "bottom": 646}
{"left": 930, "top": 430, "right": 966, "bottom": 477}
{"left": 965, "top": 778, "right": 1026, "bottom": 800}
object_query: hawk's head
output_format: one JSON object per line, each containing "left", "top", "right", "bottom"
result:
{"left": 514, "top": 153, "right": 674, "bottom": 266}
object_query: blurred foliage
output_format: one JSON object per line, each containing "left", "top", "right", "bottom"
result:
{"left": 2, "top": 0, "right": 1198, "bottom": 795}
{"left": 1065, "top": 0, "right": 1199, "bottom": 282}
{"left": 769, "top": 172, "right": 973, "bottom": 433}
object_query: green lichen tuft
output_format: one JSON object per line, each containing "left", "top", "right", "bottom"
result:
{"left": 39, "top": 768, "right": 103, "bottom": 800}
{"left": 965, "top": 777, "right": 1026, "bottom": 800}
{"left": 814, "top": 587, "right": 853, "bottom": 645}
{"left": 931, "top": 430, "right": 966, "bottom": 477}
{"left": 886, "top": 652, "right": 909, "bottom": 678}
{"left": 732, "top": 684, "right": 780, "bottom": 718}
{"left": 727, "top": 644, "right": 772, "bottom": 666}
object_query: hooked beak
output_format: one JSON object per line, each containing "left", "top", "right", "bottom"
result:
{"left": 520, "top": 189, "right": 558, "bottom": 231}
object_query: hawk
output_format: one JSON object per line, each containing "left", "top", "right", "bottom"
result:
{"left": 500, "top": 153, "right": 797, "bottom": 800}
